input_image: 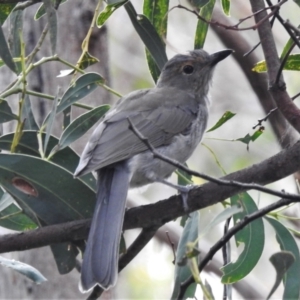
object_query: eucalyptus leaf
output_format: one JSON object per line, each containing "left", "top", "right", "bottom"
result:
{"left": 221, "top": 193, "right": 265, "bottom": 283}
{"left": 0, "top": 202, "right": 37, "bottom": 231}
{"left": 143, "top": 0, "right": 169, "bottom": 82}
{"left": 267, "top": 251, "right": 295, "bottom": 299}
{"left": 58, "top": 105, "right": 110, "bottom": 150}
{"left": 206, "top": 111, "right": 235, "bottom": 132}
{"left": 0, "top": 131, "right": 96, "bottom": 190}
{"left": 97, "top": 0, "right": 127, "bottom": 27}
{"left": 21, "top": 95, "right": 39, "bottom": 130}
{"left": 8, "top": 10, "right": 23, "bottom": 73}
{"left": 0, "top": 153, "right": 96, "bottom": 226}
{"left": 266, "top": 217, "right": 300, "bottom": 300}
{"left": 0, "top": 99, "right": 18, "bottom": 123}
{"left": 57, "top": 72, "right": 104, "bottom": 114}
{"left": 0, "top": 256, "right": 47, "bottom": 283}
{"left": 221, "top": 0, "right": 230, "bottom": 16}
{"left": 35, "top": 0, "right": 67, "bottom": 20}
{"left": 194, "top": 0, "right": 216, "bottom": 49}
{"left": 171, "top": 212, "right": 199, "bottom": 300}
{"left": 43, "top": 91, "right": 58, "bottom": 153}
{"left": 0, "top": 25, "right": 16, "bottom": 73}
{"left": 125, "top": 2, "right": 168, "bottom": 71}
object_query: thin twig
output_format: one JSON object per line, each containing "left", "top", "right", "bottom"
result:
{"left": 177, "top": 197, "right": 297, "bottom": 298}
{"left": 127, "top": 118, "right": 300, "bottom": 202}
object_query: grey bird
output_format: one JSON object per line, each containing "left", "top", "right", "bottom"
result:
{"left": 74, "top": 49, "right": 232, "bottom": 292}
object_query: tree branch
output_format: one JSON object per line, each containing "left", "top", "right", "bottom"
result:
{"left": 0, "top": 140, "right": 300, "bottom": 254}
{"left": 249, "top": 0, "right": 300, "bottom": 133}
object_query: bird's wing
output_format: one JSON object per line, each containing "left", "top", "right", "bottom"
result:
{"left": 75, "top": 87, "right": 200, "bottom": 176}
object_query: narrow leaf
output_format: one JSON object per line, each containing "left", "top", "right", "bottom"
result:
{"left": 171, "top": 212, "right": 199, "bottom": 299}
{"left": 221, "top": 193, "right": 265, "bottom": 283}
{"left": 50, "top": 243, "right": 78, "bottom": 274}
{"left": 194, "top": 0, "right": 216, "bottom": 49}
{"left": 57, "top": 72, "right": 104, "bottom": 114}
{"left": 8, "top": 10, "right": 23, "bottom": 72}
{"left": 63, "top": 106, "right": 71, "bottom": 130}
{"left": 58, "top": 105, "right": 110, "bottom": 150}
{"left": 0, "top": 24, "right": 17, "bottom": 73}
{"left": 253, "top": 54, "right": 300, "bottom": 72}
{"left": 266, "top": 217, "right": 300, "bottom": 300}
{"left": 267, "top": 251, "right": 295, "bottom": 299}
{"left": 236, "top": 128, "right": 264, "bottom": 148}
{"left": 43, "top": 91, "right": 58, "bottom": 153}
{"left": 125, "top": 2, "right": 168, "bottom": 71}
{"left": 21, "top": 95, "right": 39, "bottom": 130}
{"left": 96, "top": 0, "right": 127, "bottom": 27}
{"left": 221, "top": 0, "right": 231, "bottom": 16}
{"left": 0, "top": 202, "right": 37, "bottom": 231}
{"left": 0, "top": 256, "right": 47, "bottom": 283}
{"left": 198, "top": 205, "right": 242, "bottom": 239}
{"left": 0, "top": 98, "right": 18, "bottom": 123}
{"left": 34, "top": 0, "right": 67, "bottom": 20}
{"left": 206, "top": 111, "right": 235, "bottom": 132}
{"left": 143, "top": 0, "right": 169, "bottom": 82}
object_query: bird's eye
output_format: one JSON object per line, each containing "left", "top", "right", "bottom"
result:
{"left": 183, "top": 65, "right": 194, "bottom": 75}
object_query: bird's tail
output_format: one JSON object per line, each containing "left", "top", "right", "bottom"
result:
{"left": 80, "top": 163, "right": 130, "bottom": 292}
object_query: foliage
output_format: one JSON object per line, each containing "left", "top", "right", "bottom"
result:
{"left": 0, "top": 0, "right": 299, "bottom": 299}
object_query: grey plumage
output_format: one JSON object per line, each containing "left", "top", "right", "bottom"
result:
{"left": 74, "top": 49, "right": 232, "bottom": 292}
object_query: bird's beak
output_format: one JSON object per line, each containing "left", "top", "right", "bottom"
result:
{"left": 210, "top": 49, "right": 233, "bottom": 66}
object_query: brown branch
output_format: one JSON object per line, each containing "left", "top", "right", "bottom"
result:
{"left": 172, "top": 0, "right": 287, "bottom": 32}
{"left": 0, "top": 140, "right": 300, "bottom": 254}
{"left": 211, "top": 7, "right": 296, "bottom": 148}
{"left": 250, "top": 0, "right": 300, "bottom": 133}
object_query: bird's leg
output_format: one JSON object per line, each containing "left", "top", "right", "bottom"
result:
{"left": 155, "top": 178, "right": 194, "bottom": 212}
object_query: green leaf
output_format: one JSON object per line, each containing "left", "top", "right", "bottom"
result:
{"left": 125, "top": 2, "right": 168, "bottom": 71}
{"left": 96, "top": 0, "right": 127, "bottom": 27}
{"left": 0, "top": 24, "right": 17, "bottom": 73}
{"left": 0, "top": 256, "right": 47, "bottom": 283}
{"left": 0, "top": 131, "right": 96, "bottom": 190}
{"left": 0, "top": 202, "right": 37, "bottom": 231}
{"left": 190, "top": 0, "right": 210, "bottom": 7}
{"left": 34, "top": 0, "right": 67, "bottom": 20}
{"left": 253, "top": 54, "right": 300, "bottom": 72}
{"left": 58, "top": 105, "right": 110, "bottom": 150}
{"left": 42, "top": 0, "right": 57, "bottom": 54}
{"left": 50, "top": 243, "right": 78, "bottom": 274}
{"left": 143, "top": 0, "right": 169, "bottom": 81}
{"left": 57, "top": 72, "right": 104, "bottom": 114}
{"left": 266, "top": 217, "right": 300, "bottom": 300}
{"left": 43, "top": 91, "right": 58, "bottom": 153}
{"left": 63, "top": 106, "right": 71, "bottom": 130}
{"left": 221, "top": 193, "right": 265, "bottom": 283}
{"left": 77, "top": 51, "right": 100, "bottom": 70}
{"left": 267, "top": 251, "right": 295, "bottom": 299}
{"left": 280, "top": 34, "right": 296, "bottom": 61}
{"left": 221, "top": 0, "right": 230, "bottom": 16}
{"left": 0, "top": 153, "right": 96, "bottom": 226}
{"left": 236, "top": 128, "right": 264, "bottom": 149}
{"left": 21, "top": 95, "right": 39, "bottom": 130}
{"left": 0, "top": 4, "right": 16, "bottom": 25}
{"left": 194, "top": 0, "right": 216, "bottom": 49}
{"left": 206, "top": 111, "right": 235, "bottom": 132}
{"left": 0, "top": 98, "right": 18, "bottom": 123}
{"left": 8, "top": 10, "right": 23, "bottom": 73}
{"left": 198, "top": 205, "right": 242, "bottom": 239}
{"left": 171, "top": 211, "right": 199, "bottom": 300}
